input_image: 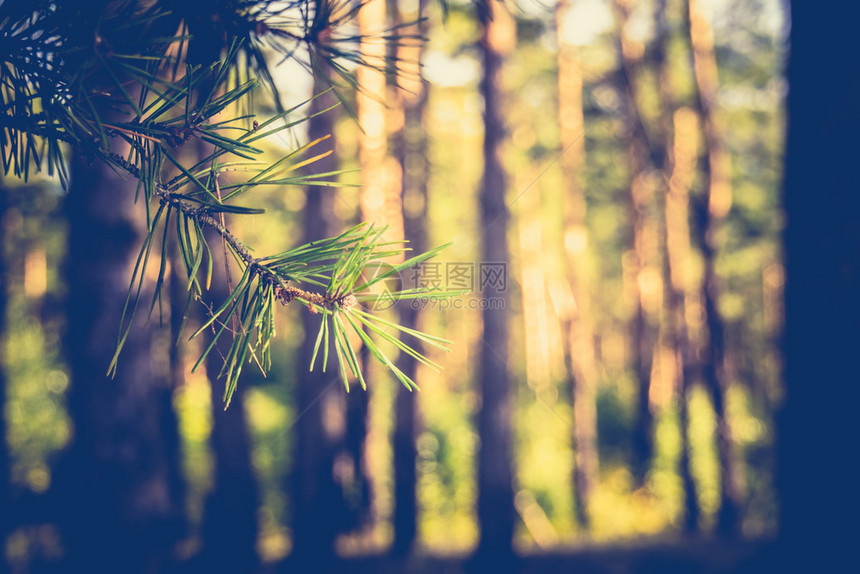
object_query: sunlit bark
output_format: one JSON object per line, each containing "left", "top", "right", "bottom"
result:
{"left": 0, "top": 182, "right": 10, "bottom": 560}
{"left": 341, "top": 0, "right": 395, "bottom": 544}
{"left": 556, "top": 0, "right": 599, "bottom": 530}
{"left": 389, "top": 0, "right": 428, "bottom": 557}
{"left": 665, "top": 106, "right": 701, "bottom": 533}
{"left": 613, "top": 0, "right": 661, "bottom": 494}
{"left": 646, "top": 0, "right": 702, "bottom": 530}
{"left": 685, "top": 0, "right": 742, "bottom": 536}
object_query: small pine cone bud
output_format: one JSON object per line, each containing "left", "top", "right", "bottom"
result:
{"left": 340, "top": 294, "right": 358, "bottom": 311}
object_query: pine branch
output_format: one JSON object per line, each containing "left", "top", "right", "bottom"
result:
{"left": 100, "top": 110, "right": 460, "bottom": 406}
{"left": 2, "top": 0, "right": 460, "bottom": 406}
{"left": 155, "top": 184, "right": 356, "bottom": 310}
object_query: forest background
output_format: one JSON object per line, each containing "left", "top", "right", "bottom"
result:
{"left": 1, "top": 0, "right": 855, "bottom": 572}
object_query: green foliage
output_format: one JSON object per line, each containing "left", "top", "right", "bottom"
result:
{"left": 1, "top": 0, "right": 460, "bottom": 406}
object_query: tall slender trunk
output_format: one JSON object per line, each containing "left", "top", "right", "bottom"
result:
{"left": 389, "top": 0, "right": 428, "bottom": 557}
{"left": 345, "top": 0, "right": 396, "bottom": 541}
{"left": 613, "top": 0, "right": 660, "bottom": 492}
{"left": 165, "top": 15, "right": 264, "bottom": 565}
{"left": 0, "top": 182, "right": 10, "bottom": 573}
{"left": 556, "top": 0, "right": 599, "bottom": 529}
{"left": 55, "top": 153, "right": 186, "bottom": 573}
{"left": 475, "top": 0, "right": 515, "bottom": 562}
{"left": 289, "top": 80, "right": 350, "bottom": 567}
{"left": 198, "top": 222, "right": 261, "bottom": 571}
{"left": 648, "top": 0, "right": 701, "bottom": 530}
{"left": 168, "top": 226, "right": 188, "bottom": 392}
{"left": 664, "top": 106, "right": 702, "bottom": 533}
{"left": 677, "top": 364, "right": 699, "bottom": 533}
{"left": 685, "top": 0, "right": 742, "bottom": 536}
{"left": 165, "top": 232, "right": 193, "bottom": 548}
{"left": 628, "top": 0, "right": 671, "bottom": 486}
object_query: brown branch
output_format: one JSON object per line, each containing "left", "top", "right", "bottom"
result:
{"left": 108, "top": 145, "right": 363, "bottom": 317}
{"left": 274, "top": 285, "right": 357, "bottom": 312}
{"left": 152, "top": 187, "right": 352, "bottom": 312}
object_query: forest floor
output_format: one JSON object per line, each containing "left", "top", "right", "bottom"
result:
{"left": 264, "top": 538, "right": 777, "bottom": 574}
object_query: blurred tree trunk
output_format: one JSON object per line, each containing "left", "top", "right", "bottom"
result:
{"left": 649, "top": 0, "right": 701, "bottom": 530}
{"left": 664, "top": 107, "right": 702, "bottom": 533}
{"left": 684, "top": 0, "right": 742, "bottom": 536}
{"left": 343, "top": 385, "right": 371, "bottom": 536}
{"left": 474, "top": 0, "right": 515, "bottom": 563}
{"left": 197, "top": 222, "right": 260, "bottom": 571}
{"left": 556, "top": 0, "right": 599, "bottom": 530}
{"left": 168, "top": 241, "right": 187, "bottom": 388}
{"left": 161, "top": 11, "right": 264, "bottom": 567}
{"left": 614, "top": 0, "right": 660, "bottom": 496}
{"left": 780, "top": 2, "right": 860, "bottom": 569}
{"left": 55, "top": 153, "right": 186, "bottom": 573}
{"left": 289, "top": 79, "right": 350, "bottom": 567}
{"left": 0, "top": 182, "right": 10, "bottom": 573}
{"left": 346, "top": 0, "right": 397, "bottom": 541}
{"left": 389, "top": 0, "right": 428, "bottom": 555}
{"left": 627, "top": 0, "right": 668, "bottom": 489}
{"left": 388, "top": 0, "right": 427, "bottom": 557}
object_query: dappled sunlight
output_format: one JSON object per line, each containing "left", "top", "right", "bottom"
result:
{"left": 0, "top": 0, "right": 789, "bottom": 569}
{"left": 589, "top": 467, "right": 671, "bottom": 539}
